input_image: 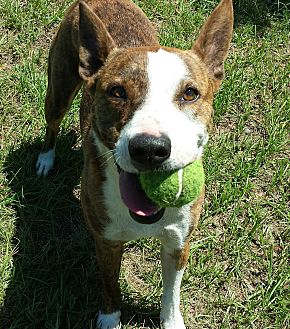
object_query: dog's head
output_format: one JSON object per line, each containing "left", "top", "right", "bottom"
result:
{"left": 79, "top": 0, "right": 233, "bottom": 218}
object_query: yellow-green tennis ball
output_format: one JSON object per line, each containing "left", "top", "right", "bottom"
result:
{"left": 139, "top": 160, "right": 204, "bottom": 208}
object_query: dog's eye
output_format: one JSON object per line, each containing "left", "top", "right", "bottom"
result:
{"left": 108, "top": 86, "right": 127, "bottom": 99}
{"left": 182, "top": 87, "right": 199, "bottom": 102}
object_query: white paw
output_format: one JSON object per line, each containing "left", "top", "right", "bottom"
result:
{"left": 97, "top": 311, "right": 121, "bottom": 329}
{"left": 36, "top": 148, "right": 55, "bottom": 176}
{"left": 161, "top": 312, "right": 186, "bottom": 329}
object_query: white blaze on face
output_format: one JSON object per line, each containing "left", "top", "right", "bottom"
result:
{"left": 146, "top": 49, "right": 188, "bottom": 110}
{"left": 115, "top": 48, "right": 208, "bottom": 173}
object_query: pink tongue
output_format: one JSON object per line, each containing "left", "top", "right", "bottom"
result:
{"left": 119, "top": 170, "right": 159, "bottom": 216}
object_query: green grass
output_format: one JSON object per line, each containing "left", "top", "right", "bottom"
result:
{"left": 0, "top": 0, "right": 289, "bottom": 328}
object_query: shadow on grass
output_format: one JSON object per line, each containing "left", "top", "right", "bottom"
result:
{"left": 0, "top": 131, "right": 160, "bottom": 329}
{"left": 234, "top": 0, "right": 290, "bottom": 32}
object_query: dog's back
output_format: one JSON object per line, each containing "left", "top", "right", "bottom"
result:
{"left": 56, "top": 0, "right": 158, "bottom": 52}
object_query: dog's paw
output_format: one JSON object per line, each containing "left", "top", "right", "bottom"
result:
{"left": 160, "top": 312, "right": 186, "bottom": 329}
{"left": 97, "top": 311, "right": 121, "bottom": 329}
{"left": 36, "top": 149, "right": 55, "bottom": 176}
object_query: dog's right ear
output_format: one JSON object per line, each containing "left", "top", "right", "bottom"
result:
{"left": 78, "top": 1, "right": 116, "bottom": 80}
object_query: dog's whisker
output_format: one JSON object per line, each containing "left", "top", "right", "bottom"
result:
{"left": 96, "top": 150, "right": 114, "bottom": 159}
{"left": 99, "top": 154, "right": 115, "bottom": 168}
{"left": 99, "top": 157, "right": 111, "bottom": 167}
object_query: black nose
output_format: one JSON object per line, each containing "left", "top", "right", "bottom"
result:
{"left": 129, "top": 133, "right": 171, "bottom": 170}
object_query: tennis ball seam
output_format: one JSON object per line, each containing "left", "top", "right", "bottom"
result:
{"left": 174, "top": 168, "right": 183, "bottom": 205}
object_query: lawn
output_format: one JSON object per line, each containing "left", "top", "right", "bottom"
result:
{"left": 0, "top": 0, "right": 289, "bottom": 328}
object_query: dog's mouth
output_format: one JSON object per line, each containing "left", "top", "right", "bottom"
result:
{"left": 119, "top": 169, "right": 165, "bottom": 224}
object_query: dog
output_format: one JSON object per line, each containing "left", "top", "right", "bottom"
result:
{"left": 36, "top": 0, "right": 233, "bottom": 328}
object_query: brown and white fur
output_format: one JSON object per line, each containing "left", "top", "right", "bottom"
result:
{"left": 36, "top": 0, "right": 233, "bottom": 328}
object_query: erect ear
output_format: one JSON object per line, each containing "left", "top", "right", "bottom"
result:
{"left": 192, "top": 0, "right": 233, "bottom": 84}
{"left": 78, "top": 1, "right": 116, "bottom": 80}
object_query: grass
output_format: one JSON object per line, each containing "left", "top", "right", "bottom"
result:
{"left": 0, "top": 0, "right": 289, "bottom": 328}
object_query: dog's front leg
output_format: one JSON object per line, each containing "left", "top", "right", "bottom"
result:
{"left": 95, "top": 238, "right": 123, "bottom": 329}
{"left": 36, "top": 24, "right": 82, "bottom": 176}
{"left": 160, "top": 241, "right": 190, "bottom": 329}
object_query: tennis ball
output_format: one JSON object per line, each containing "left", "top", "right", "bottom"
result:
{"left": 139, "top": 160, "right": 204, "bottom": 208}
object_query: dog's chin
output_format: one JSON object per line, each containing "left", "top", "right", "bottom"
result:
{"left": 129, "top": 208, "right": 165, "bottom": 224}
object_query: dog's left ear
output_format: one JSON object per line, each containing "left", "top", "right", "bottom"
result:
{"left": 78, "top": 1, "right": 116, "bottom": 80}
{"left": 192, "top": 0, "right": 233, "bottom": 89}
